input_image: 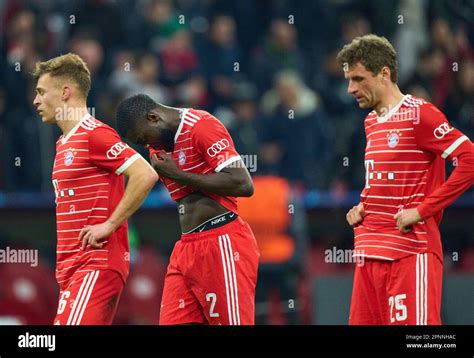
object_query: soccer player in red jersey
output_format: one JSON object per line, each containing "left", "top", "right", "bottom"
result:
{"left": 115, "top": 94, "right": 260, "bottom": 325}
{"left": 337, "top": 35, "right": 474, "bottom": 325}
{"left": 32, "top": 54, "right": 158, "bottom": 325}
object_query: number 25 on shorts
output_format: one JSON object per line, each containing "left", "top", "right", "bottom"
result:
{"left": 389, "top": 294, "right": 407, "bottom": 323}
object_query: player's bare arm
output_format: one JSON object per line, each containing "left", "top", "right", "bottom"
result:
{"left": 79, "top": 158, "right": 158, "bottom": 249}
{"left": 150, "top": 152, "right": 253, "bottom": 197}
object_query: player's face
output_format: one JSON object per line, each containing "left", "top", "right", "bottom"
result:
{"left": 127, "top": 117, "right": 175, "bottom": 152}
{"left": 143, "top": 125, "right": 175, "bottom": 153}
{"left": 344, "top": 63, "right": 383, "bottom": 109}
{"left": 33, "top": 74, "right": 63, "bottom": 124}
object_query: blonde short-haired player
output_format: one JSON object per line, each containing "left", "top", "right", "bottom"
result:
{"left": 32, "top": 53, "right": 158, "bottom": 325}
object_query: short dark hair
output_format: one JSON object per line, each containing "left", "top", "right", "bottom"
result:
{"left": 336, "top": 34, "right": 398, "bottom": 83}
{"left": 116, "top": 94, "right": 157, "bottom": 138}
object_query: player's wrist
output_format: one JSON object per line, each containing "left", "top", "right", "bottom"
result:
{"left": 105, "top": 219, "right": 119, "bottom": 232}
{"left": 416, "top": 204, "right": 430, "bottom": 221}
{"left": 171, "top": 169, "right": 190, "bottom": 184}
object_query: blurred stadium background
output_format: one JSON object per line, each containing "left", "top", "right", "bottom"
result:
{"left": 0, "top": 0, "right": 473, "bottom": 325}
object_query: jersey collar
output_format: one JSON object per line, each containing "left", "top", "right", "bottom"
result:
{"left": 174, "top": 108, "right": 189, "bottom": 142}
{"left": 376, "top": 94, "right": 409, "bottom": 123}
{"left": 61, "top": 113, "right": 91, "bottom": 145}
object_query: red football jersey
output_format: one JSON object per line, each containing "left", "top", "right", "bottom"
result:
{"left": 148, "top": 108, "right": 241, "bottom": 213}
{"left": 52, "top": 115, "right": 140, "bottom": 290}
{"left": 355, "top": 95, "right": 472, "bottom": 261}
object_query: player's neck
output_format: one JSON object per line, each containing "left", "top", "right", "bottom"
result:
{"left": 157, "top": 105, "right": 181, "bottom": 134}
{"left": 374, "top": 86, "right": 405, "bottom": 116}
{"left": 56, "top": 105, "right": 89, "bottom": 137}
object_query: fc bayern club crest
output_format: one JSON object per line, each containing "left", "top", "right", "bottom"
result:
{"left": 64, "top": 150, "right": 75, "bottom": 166}
{"left": 178, "top": 150, "right": 186, "bottom": 165}
{"left": 387, "top": 131, "right": 401, "bottom": 148}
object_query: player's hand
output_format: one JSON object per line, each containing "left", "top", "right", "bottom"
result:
{"left": 150, "top": 152, "right": 181, "bottom": 180}
{"left": 393, "top": 208, "right": 422, "bottom": 234}
{"left": 346, "top": 202, "right": 365, "bottom": 227}
{"left": 79, "top": 221, "right": 115, "bottom": 250}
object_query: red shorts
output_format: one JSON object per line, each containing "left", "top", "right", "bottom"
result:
{"left": 159, "top": 216, "right": 260, "bottom": 325}
{"left": 54, "top": 269, "right": 124, "bottom": 325}
{"left": 349, "top": 253, "right": 442, "bottom": 325}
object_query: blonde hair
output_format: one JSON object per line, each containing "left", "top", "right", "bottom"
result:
{"left": 32, "top": 53, "right": 91, "bottom": 97}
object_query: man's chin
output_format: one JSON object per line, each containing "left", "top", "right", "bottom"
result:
{"left": 357, "top": 101, "right": 370, "bottom": 109}
{"left": 41, "top": 116, "right": 56, "bottom": 124}
{"left": 164, "top": 143, "right": 174, "bottom": 152}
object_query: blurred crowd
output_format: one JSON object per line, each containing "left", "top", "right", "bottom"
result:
{"left": 0, "top": 0, "right": 473, "bottom": 193}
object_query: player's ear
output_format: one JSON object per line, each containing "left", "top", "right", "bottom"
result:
{"left": 381, "top": 66, "right": 391, "bottom": 82}
{"left": 62, "top": 85, "right": 72, "bottom": 101}
{"left": 147, "top": 110, "right": 160, "bottom": 123}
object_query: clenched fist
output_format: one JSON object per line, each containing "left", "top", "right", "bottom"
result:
{"left": 346, "top": 202, "right": 365, "bottom": 227}
{"left": 393, "top": 208, "right": 422, "bottom": 234}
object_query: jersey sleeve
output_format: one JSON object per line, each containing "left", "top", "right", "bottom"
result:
{"left": 414, "top": 103, "right": 471, "bottom": 160}
{"left": 191, "top": 117, "right": 241, "bottom": 172}
{"left": 89, "top": 126, "right": 141, "bottom": 175}
{"left": 414, "top": 103, "right": 474, "bottom": 220}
